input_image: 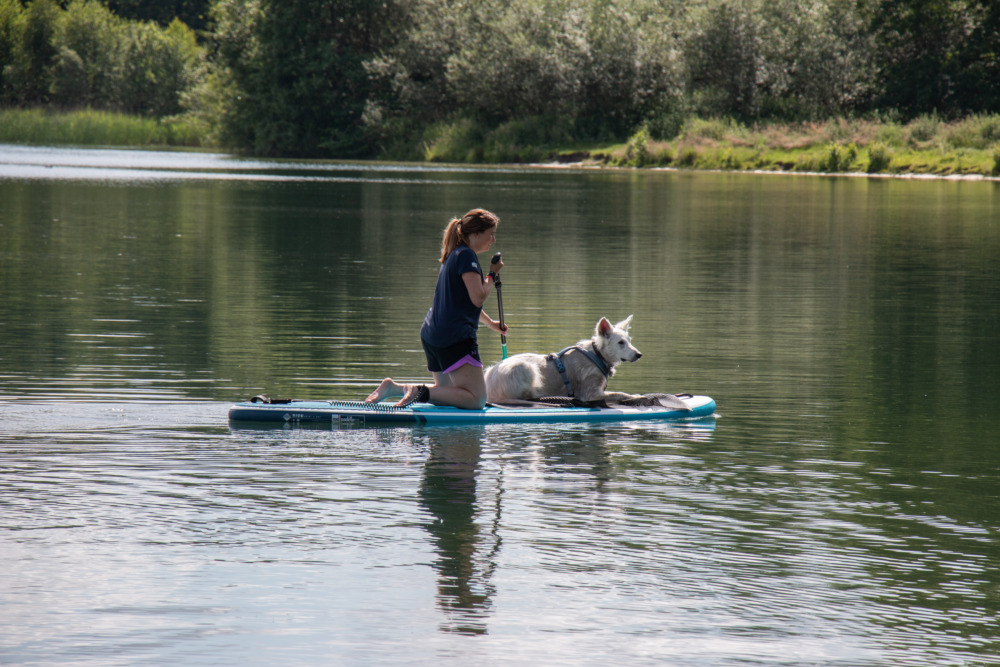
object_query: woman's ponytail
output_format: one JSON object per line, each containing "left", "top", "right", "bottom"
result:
{"left": 440, "top": 217, "right": 465, "bottom": 263}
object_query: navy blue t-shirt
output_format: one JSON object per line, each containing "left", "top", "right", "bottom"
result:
{"left": 420, "top": 244, "right": 484, "bottom": 347}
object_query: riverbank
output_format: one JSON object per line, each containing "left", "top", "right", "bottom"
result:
{"left": 3, "top": 108, "right": 999, "bottom": 179}
{"left": 535, "top": 116, "right": 1000, "bottom": 178}
{"left": 0, "top": 109, "right": 207, "bottom": 149}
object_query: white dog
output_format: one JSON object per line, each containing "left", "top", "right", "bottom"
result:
{"left": 485, "top": 315, "right": 645, "bottom": 406}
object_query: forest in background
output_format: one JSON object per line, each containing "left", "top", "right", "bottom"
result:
{"left": 1, "top": 0, "right": 999, "bottom": 172}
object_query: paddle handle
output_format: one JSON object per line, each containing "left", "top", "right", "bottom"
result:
{"left": 491, "top": 252, "right": 507, "bottom": 359}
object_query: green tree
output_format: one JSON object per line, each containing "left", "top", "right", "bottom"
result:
{"left": 362, "top": 0, "right": 454, "bottom": 143}
{"left": 214, "top": 0, "right": 406, "bottom": 157}
{"left": 445, "top": 0, "right": 588, "bottom": 121}
{"left": 756, "top": 0, "right": 875, "bottom": 118}
{"left": 683, "top": 0, "right": 764, "bottom": 118}
{"left": 50, "top": 0, "right": 122, "bottom": 109}
{"left": 4, "top": 0, "right": 62, "bottom": 106}
{"left": 682, "top": 0, "right": 876, "bottom": 120}
{"left": 3, "top": 0, "right": 203, "bottom": 117}
{"left": 578, "top": 0, "right": 681, "bottom": 136}
{"left": 939, "top": 0, "right": 1000, "bottom": 113}
{"left": 366, "top": 0, "right": 684, "bottom": 143}
{"left": 866, "top": 0, "right": 998, "bottom": 115}
{"left": 0, "top": 0, "right": 24, "bottom": 104}
{"left": 113, "top": 18, "right": 200, "bottom": 116}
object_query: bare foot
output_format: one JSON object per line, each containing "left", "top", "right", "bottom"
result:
{"left": 365, "top": 378, "right": 403, "bottom": 403}
{"left": 394, "top": 384, "right": 426, "bottom": 407}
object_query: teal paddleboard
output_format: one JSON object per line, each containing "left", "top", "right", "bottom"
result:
{"left": 228, "top": 394, "right": 716, "bottom": 427}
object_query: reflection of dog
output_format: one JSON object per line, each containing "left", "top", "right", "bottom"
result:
{"left": 485, "top": 315, "right": 644, "bottom": 405}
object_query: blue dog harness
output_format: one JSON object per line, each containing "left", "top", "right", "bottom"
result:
{"left": 547, "top": 345, "right": 611, "bottom": 397}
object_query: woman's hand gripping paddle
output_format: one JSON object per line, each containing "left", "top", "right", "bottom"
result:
{"left": 491, "top": 252, "right": 508, "bottom": 359}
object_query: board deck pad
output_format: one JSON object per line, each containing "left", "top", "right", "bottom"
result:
{"left": 228, "top": 394, "right": 716, "bottom": 427}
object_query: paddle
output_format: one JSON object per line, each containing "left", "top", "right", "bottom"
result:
{"left": 491, "top": 252, "right": 508, "bottom": 359}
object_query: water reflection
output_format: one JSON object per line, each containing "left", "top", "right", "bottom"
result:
{"left": 416, "top": 428, "right": 498, "bottom": 635}
{"left": 413, "top": 420, "right": 718, "bottom": 636}
{"left": 3, "top": 146, "right": 1000, "bottom": 666}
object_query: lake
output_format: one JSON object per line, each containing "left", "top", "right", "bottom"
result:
{"left": 1, "top": 144, "right": 999, "bottom": 666}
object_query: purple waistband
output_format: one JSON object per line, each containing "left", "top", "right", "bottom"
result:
{"left": 442, "top": 354, "right": 484, "bottom": 374}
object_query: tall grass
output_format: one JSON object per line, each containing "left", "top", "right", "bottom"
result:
{"left": 0, "top": 108, "right": 208, "bottom": 148}
{"left": 600, "top": 115, "right": 1000, "bottom": 176}
{"left": 944, "top": 114, "right": 1000, "bottom": 150}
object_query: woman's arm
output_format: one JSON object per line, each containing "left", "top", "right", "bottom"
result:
{"left": 462, "top": 271, "right": 493, "bottom": 308}
{"left": 479, "top": 308, "right": 506, "bottom": 334}
{"left": 463, "top": 271, "right": 507, "bottom": 334}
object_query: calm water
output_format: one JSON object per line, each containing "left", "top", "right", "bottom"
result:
{"left": 1, "top": 144, "right": 999, "bottom": 666}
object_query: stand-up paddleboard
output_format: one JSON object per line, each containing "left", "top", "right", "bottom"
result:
{"left": 228, "top": 394, "right": 716, "bottom": 427}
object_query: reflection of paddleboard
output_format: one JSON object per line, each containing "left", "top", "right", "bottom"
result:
{"left": 228, "top": 394, "right": 716, "bottom": 427}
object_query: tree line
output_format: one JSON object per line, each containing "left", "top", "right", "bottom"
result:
{"left": 2, "top": 0, "right": 999, "bottom": 158}
{"left": 0, "top": 0, "right": 204, "bottom": 117}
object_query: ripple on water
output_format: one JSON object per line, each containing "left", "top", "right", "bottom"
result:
{"left": 1, "top": 401, "right": 998, "bottom": 666}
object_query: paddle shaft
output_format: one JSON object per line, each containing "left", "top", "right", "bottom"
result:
{"left": 491, "top": 252, "right": 507, "bottom": 359}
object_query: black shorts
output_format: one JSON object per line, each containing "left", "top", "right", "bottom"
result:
{"left": 422, "top": 337, "right": 483, "bottom": 374}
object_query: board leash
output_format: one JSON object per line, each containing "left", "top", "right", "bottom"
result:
{"left": 327, "top": 400, "right": 406, "bottom": 413}
{"left": 251, "top": 395, "right": 407, "bottom": 412}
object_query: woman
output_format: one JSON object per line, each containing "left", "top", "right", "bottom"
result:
{"left": 366, "top": 209, "right": 507, "bottom": 409}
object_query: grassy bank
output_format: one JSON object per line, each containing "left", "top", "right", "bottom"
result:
{"left": 603, "top": 115, "right": 1000, "bottom": 177}
{"left": 421, "top": 114, "right": 1000, "bottom": 178}
{"left": 4, "top": 108, "right": 999, "bottom": 178}
{"left": 0, "top": 109, "right": 209, "bottom": 149}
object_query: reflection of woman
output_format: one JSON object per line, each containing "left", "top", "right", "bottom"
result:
{"left": 418, "top": 433, "right": 495, "bottom": 635}
{"left": 366, "top": 209, "right": 507, "bottom": 409}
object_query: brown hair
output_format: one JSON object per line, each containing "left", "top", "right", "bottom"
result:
{"left": 439, "top": 209, "right": 499, "bottom": 263}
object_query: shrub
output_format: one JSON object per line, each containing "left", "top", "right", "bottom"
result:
{"left": 674, "top": 144, "right": 698, "bottom": 167}
{"left": 482, "top": 116, "right": 572, "bottom": 162}
{"left": 623, "top": 125, "right": 651, "bottom": 166}
{"left": 646, "top": 110, "right": 685, "bottom": 141}
{"left": 680, "top": 116, "right": 732, "bottom": 142}
{"left": 818, "top": 142, "right": 858, "bottom": 172}
{"left": 874, "top": 122, "right": 906, "bottom": 148}
{"left": 945, "top": 114, "right": 1000, "bottom": 150}
{"left": 719, "top": 148, "right": 741, "bottom": 170}
{"left": 907, "top": 114, "right": 940, "bottom": 144}
{"left": 866, "top": 142, "right": 893, "bottom": 172}
{"left": 422, "top": 118, "right": 484, "bottom": 162}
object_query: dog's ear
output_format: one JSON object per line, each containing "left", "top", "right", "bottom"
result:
{"left": 615, "top": 315, "right": 633, "bottom": 331}
{"left": 597, "top": 317, "right": 613, "bottom": 337}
